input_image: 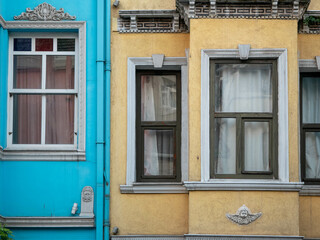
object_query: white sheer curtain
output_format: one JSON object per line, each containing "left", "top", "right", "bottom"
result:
{"left": 141, "top": 75, "right": 176, "bottom": 176}
{"left": 303, "top": 77, "right": 320, "bottom": 178}
{"left": 215, "top": 64, "right": 271, "bottom": 173}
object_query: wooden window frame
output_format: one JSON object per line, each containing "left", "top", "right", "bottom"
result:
{"left": 300, "top": 72, "right": 320, "bottom": 184}
{"left": 210, "top": 59, "right": 278, "bottom": 179}
{"left": 136, "top": 70, "right": 181, "bottom": 182}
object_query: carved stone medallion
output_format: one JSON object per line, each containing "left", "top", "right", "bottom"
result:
{"left": 14, "top": 3, "right": 76, "bottom": 21}
{"left": 226, "top": 204, "right": 262, "bottom": 225}
{"left": 80, "top": 186, "right": 94, "bottom": 217}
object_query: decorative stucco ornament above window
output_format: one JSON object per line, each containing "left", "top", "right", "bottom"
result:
{"left": 226, "top": 205, "right": 262, "bottom": 225}
{"left": 14, "top": 2, "right": 76, "bottom": 21}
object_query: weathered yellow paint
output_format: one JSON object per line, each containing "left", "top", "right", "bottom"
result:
{"left": 298, "top": 34, "right": 320, "bottom": 59}
{"left": 110, "top": 7, "right": 303, "bottom": 236}
{"left": 110, "top": 194, "right": 189, "bottom": 235}
{"left": 110, "top": 32, "right": 190, "bottom": 235}
{"left": 308, "top": 0, "right": 320, "bottom": 10}
{"left": 300, "top": 196, "right": 320, "bottom": 238}
{"left": 188, "top": 19, "right": 300, "bottom": 182}
{"left": 189, "top": 191, "right": 300, "bottom": 235}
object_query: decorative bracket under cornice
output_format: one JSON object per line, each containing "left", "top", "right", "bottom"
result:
{"left": 14, "top": 2, "right": 76, "bottom": 21}
{"left": 176, "top": 0, "right": 310, "bottom": 27}
{"left": 118, "top": 10, "right": 188, "bottom": 33}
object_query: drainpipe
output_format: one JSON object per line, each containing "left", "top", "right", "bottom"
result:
{"left": 104, "top": 0, "right": 111, "bottom": 240}
{"left": 96, "top": 0, "right": 106, "bottom": 239}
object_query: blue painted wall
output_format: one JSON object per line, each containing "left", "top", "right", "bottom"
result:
{"left": 0, "top": 0, "right": 105, "bottom": 239}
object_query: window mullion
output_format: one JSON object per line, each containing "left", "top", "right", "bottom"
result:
{"left": 41, "top": 54, "right": 47, "bottom": 145}
{"left": 236, "top": 116, "right": 242, "bottom": 175}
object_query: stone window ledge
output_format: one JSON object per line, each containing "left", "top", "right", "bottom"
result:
{"left": 0, "top": 215, "right": 94, "bottom": 228}
{"left": 120, "top": 183, "right": 187, "bottom": 194}
{"left": 0, "top": 148, "right": 86, "bottom": 161}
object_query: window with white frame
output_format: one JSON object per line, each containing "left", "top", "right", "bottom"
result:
{"left": 7, "top": 34, "right": 81, "bottom": 150}
{"left": 200, "top": 48, "right": 289, "bottom": 183}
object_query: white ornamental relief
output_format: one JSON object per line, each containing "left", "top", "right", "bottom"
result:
{"left": 14, "top": 3, "right": 76, "bottom": 21}
{"left": 226, "top": 204, "right": 262, "bottom": 225}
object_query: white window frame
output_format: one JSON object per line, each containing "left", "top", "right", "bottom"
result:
{"left": 0, "top": 20, "right": 86, "bottom": 161}
{"left": 200, "top": 48, "right": 290, "bottom": 184}
{"left": 120, "top": 56, "right": 188, "bottom": 194}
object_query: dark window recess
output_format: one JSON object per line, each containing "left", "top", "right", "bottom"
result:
{"left": 136, "top": 71, "right": 181, "bottom": 182}
{"left": 57, "top": 39, "right": 75, "bottom": 51}
{"left": 14, "top": 38, "right": 31, "bottom": 51}
{"left": 300, "top": 73, "right": 320, "bottom": 184}
{"left": 36, "top": 38, "right": 53, "bottom": 51}
{"left": 210, "top": 59, "right": 278, "bottom": 179}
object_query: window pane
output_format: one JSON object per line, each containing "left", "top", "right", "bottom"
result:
{"left": 14, "top": 38, "right": 31, "bottom": 51}
{"left": 13, "top": 95, "right": 42, "bottom": 144}
{"left": 244, "top": 122, "right": 270, "bottom": 172}
{"left": 141, "top": 75, "right": 176, "bottom": 121}
{"left": 57, "top": 39, "right": 75, "bottom": 51}
{"left": 144, "top": 129, "right": 176, "bottom": 176}
{"left": 305, "top": 132, "right": 320, "bottom": 178}
{"left": 215, "top": 64, "right": 272, "bottom": 112}
{"left": 46, "top": 56, "right": 75, "bottom": 89}
{"left": 302, "top": 77, "right": 320, "bottom": 123}
{"left": 46, "top": 95, "right": 75, "bottom": 144}
{"left": 214, "top": 118, "right": 236, "bottom": 174}
{"left": 36, "top": 38, "right": 53, "bottom": 51}
{"left": 13, "top": 56, "right": 42, "bottom": 89}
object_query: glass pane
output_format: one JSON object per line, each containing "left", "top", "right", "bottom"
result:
{"left": 244, "top": 122, "right": 270, "bottom": 172}
{"left": 305, "top": 132, "right": 320, "bottom": 178}
{"left": 141, "top": 75, "right": 177, "bottom": 121}
{"left": 13, "top": 95, "right": 41, "bottom": 144}
{"left": 14, "top": 38, "right": 31, "bottom": 51}
{"left": 57, "top": 39, "right": 75, "bottom": 51}
{"left": 36, "top": 38, "right": 53, "bottom": 51}
{"left": 302, "top": 77, "right": 320, "bottom": 123}
{"left": 214, "top": 118, "right": 236, "bottom": 174}
{"left": 144, "top": 129, "right": 176, "bottom": 176}
{"left": 46, "top": 56, "right": 75, "bottom": 89}
{"left": 46, "top": 95, "right": 75, "bottom": 144}
{"left": 13, "top": 56, "right": 42, "bottom": 89}
{"left": 215, "top": 64, "right": 272, "bottom": 112}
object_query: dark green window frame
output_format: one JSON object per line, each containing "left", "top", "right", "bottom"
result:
{"left": 300, "top": 72, "right": 320, "bottom": 184}
{"left": 210, "top": 59, "right": 278, "bottom": 179}
{"left": 136, "top": 70, "right": 181, "bottom": 182}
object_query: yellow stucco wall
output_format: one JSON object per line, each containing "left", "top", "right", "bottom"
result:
{"left": 110, "top": 32, "right": 190, "bottom": 235}
{"left": 308, "top": 0, "right": 320, "bottom": 10}
{"left": 189, "top": 191, "right": 300, "bottom": 235}
{"left": 111, "top": 3, "right": 303, "bottom": 235}
{"left": 298, "top": 34, "right": 320, "bottom": 59}
{"left": 300, "top": 196, "right": 320, "bottom": 238}
{"left": 188, "top": 19, "right": 300, "bottom": 182}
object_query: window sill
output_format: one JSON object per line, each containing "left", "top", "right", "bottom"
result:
{"left": 299, "top": 185, "right": 320, "bottom": 196}
{"left": 120, "top": 182, "right": 188, "bottom": 194}
{"left": 184, "top": 181, "right": 304, "bottom": 192}
{"left": 0, "top": 215, "right": 94, "bottom": 228}
{"left": 0, "top": 148, "right": 86, "bottom": 161}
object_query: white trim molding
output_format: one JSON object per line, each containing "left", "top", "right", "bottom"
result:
{"left": 201, "top": 48, "right": 289, "bottom": 184}
{"left": 124, "top": 56, "right": 188, "bottom": 193}
{"left": 185, "top": 235, "right": 304, "bottom": 240}
{"left": 111, "top": 235, "right": 303, "bottom": 240}
{"left": 0, "top": 148, "right": 86, "bottom": 161}
{"left": 184, "top": 181, "right": 303, "bottom": 191}
{"left": 120, "top": 182, "right": 187, "bottom": 194}
{"left": 299, "top": 59, "right": 319, "bottom": 72}
{"left": 0, "top": 215, "right": 94, "bottom": 228}
{"left": 300, "top": 185, "right": 320, "bottom": 196}
{"left": 0, "top": 19, "right": 86, "bottom": 161}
